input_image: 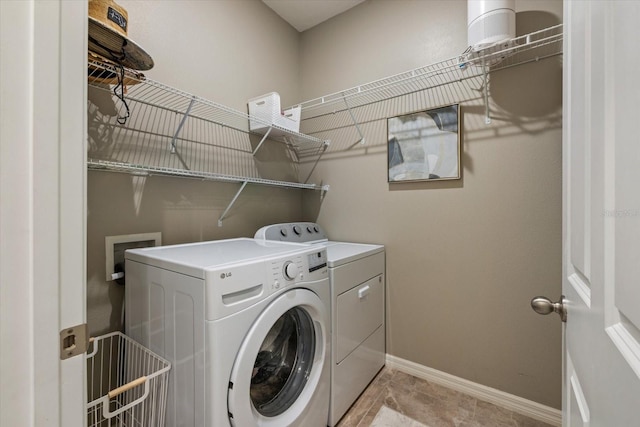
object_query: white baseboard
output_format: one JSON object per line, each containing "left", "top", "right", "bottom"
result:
{"left": 385, "top": 354, "right": 562, "bottom": 427}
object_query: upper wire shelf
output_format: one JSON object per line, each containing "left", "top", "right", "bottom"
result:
{"left": 87, "top": 59, "right": 329, "bottom": 189}
{"left": 292, "top": 24, "right": 563, "bottom": 121}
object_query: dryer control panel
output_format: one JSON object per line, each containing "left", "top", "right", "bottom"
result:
{"left": 255, "top": 222, "right": 328, "bottom": 243}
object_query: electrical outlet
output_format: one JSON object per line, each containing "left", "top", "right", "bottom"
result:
{"left": 105, "top": 232, "right": 162, "bottom": 282}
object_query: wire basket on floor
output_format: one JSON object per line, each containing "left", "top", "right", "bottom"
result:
{"left": 87, "top": 331, "right": 171, "bottom": 427}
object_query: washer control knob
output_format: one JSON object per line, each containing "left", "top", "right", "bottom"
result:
{"left": 293, "top": 225, "right": 301, "bottom": 235}
{"left": 313, "top": 226, "right": 319, "bottom": 233}
{"left": 307, "top": 226, "right": 313, "bottom": 233}
{"left": 283, "top": 262, "right": 299, "bottom": 280}
{"left": 280, "top": 228, "right": 287, "bottom": 237}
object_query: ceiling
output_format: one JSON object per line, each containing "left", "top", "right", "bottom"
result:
{"left": 262, "top": 0, "right": 366, "bottom": 32}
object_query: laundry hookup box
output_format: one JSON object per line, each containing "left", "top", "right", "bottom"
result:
{"left": 248, "top": 92, "right": 301, "bottom": 134}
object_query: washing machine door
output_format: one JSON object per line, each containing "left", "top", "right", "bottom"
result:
{"left": 227, "top": 288, "right": 327, "bottom": 427}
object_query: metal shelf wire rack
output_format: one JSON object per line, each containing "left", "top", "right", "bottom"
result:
{"left": 86, "top": 332, "right": 171, "bottom": 427}
{"left": 87, "top": 59, "right": 329, "bottom": 225}
{"left": 292, "top": 24, "right": 563, "bottom": 129}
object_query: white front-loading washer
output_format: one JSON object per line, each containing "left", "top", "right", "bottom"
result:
{"left": 124, "top": 238, "right": 330, "bottom": 427}
{"left": 255, "top": 223, "right": 385, "bottom": 426}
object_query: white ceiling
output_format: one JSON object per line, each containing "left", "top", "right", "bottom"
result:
{"left": 262, "top": 0, "right": 366, "bottom": 32}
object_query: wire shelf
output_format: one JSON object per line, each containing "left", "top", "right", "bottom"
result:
{"left": 88, "top": 159, "right": 321, "bottom": 190}
{"left": 292, "top": 24, "right": 563, "bottom": 121}
{"left": 87, "top": 59, "right": 330, "bottom": 225}
{"left": 87, "top": 59, "right": 329, "bottom": 183}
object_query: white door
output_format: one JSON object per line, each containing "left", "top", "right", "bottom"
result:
{"left": 560, "top": 1, "right": 640, "bottom": 425}
{"left": 0, "top": 1, "right": 87, "bottom": 426}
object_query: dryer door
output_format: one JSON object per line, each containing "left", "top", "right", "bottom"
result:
{"left": 228, "top": 288, "right": 328, "bottom": 427}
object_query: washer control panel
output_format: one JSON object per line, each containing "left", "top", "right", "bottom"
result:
{"left": 283, "top": 261, "right": 299, "bottom": 280}
{"left": 307, "top": 250, "right": 328, "bottom": 273}
{"left": 267, "top": 248, "right": 327, "bottom": 292}
{"left": 255, "top": 222, "right": 328, "bottom": 243}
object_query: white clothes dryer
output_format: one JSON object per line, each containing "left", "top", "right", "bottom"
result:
{"left": 124, "top": 238, "right": 330, "bottom": 427}
{"left": 255, "top": 223, "right": 385, "bottom": 426}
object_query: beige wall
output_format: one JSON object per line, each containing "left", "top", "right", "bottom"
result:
{"left": 299, "top": 0, "right": 563, "bottom": 409}
{"left": 86, "top": 0, "right": 303, "bottom": 335}
{"left": 122, "top": 0, "right": 301, "bottom": 110}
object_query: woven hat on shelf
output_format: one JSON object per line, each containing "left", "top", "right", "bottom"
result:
{"left": 88, "top": 0, "right": 154, "bottom": 71}
{"left": 88, "top": 51, "right": 145, "bottom": 86}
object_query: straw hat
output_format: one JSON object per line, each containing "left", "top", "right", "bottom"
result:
{"left": 88, "top": 51, "right": 145, "bottom": 86}
{"left": 88, "top": 0, "right": 154, "bottom": 71}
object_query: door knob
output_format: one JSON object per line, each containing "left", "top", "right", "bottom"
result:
{"left": 531, "top": 295, "right": 567, "bottom": 322}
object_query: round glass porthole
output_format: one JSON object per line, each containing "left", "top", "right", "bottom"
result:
{"left": 250, "top": 307, "right": 316, "bottom": 417}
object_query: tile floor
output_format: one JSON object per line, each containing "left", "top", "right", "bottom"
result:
{"left": 337, "top": 367, "right": 556, "bottom": 427}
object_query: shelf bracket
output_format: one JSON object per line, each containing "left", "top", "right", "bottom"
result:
{"left": 170, "top": 96, "right": 197, "bottom": 153}
{"left": 218, "top": 181, "right": 248, "bottom": 227}
{"left": 321, "top": 184, "right": 330, "bottom": 200}
{"left": 252, "top": 127, "right": 272, "bottom": 155}
{"left": 303, "top": 140, "right": 330, "bottom": 184}
{"left": 482, "top": 58, "right": 491, "bottom": 125}
{"left": 342, "top": 93, "right": 365, "bottom": 144}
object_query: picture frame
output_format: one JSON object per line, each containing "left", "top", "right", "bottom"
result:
{"left": 387, "top": 104, "right": 460, "bottom": 182}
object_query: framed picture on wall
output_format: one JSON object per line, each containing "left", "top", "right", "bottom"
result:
{"left": 387, "top": 104, "right": 460, "bottom": 182}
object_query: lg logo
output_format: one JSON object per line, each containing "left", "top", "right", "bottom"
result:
{"left": 219, "top": 272, "right": 232, "bottom": 279}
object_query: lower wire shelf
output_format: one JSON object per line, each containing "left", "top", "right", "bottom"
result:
{"left": 88, "top": 159, "right": 329, "bottom": 227}
{"left": 88, "top": 159, "right": 325, "bottom": 191}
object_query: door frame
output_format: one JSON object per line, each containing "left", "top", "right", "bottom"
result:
{"left": 0, "top": 1, "right": 87, "bottom": 425}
